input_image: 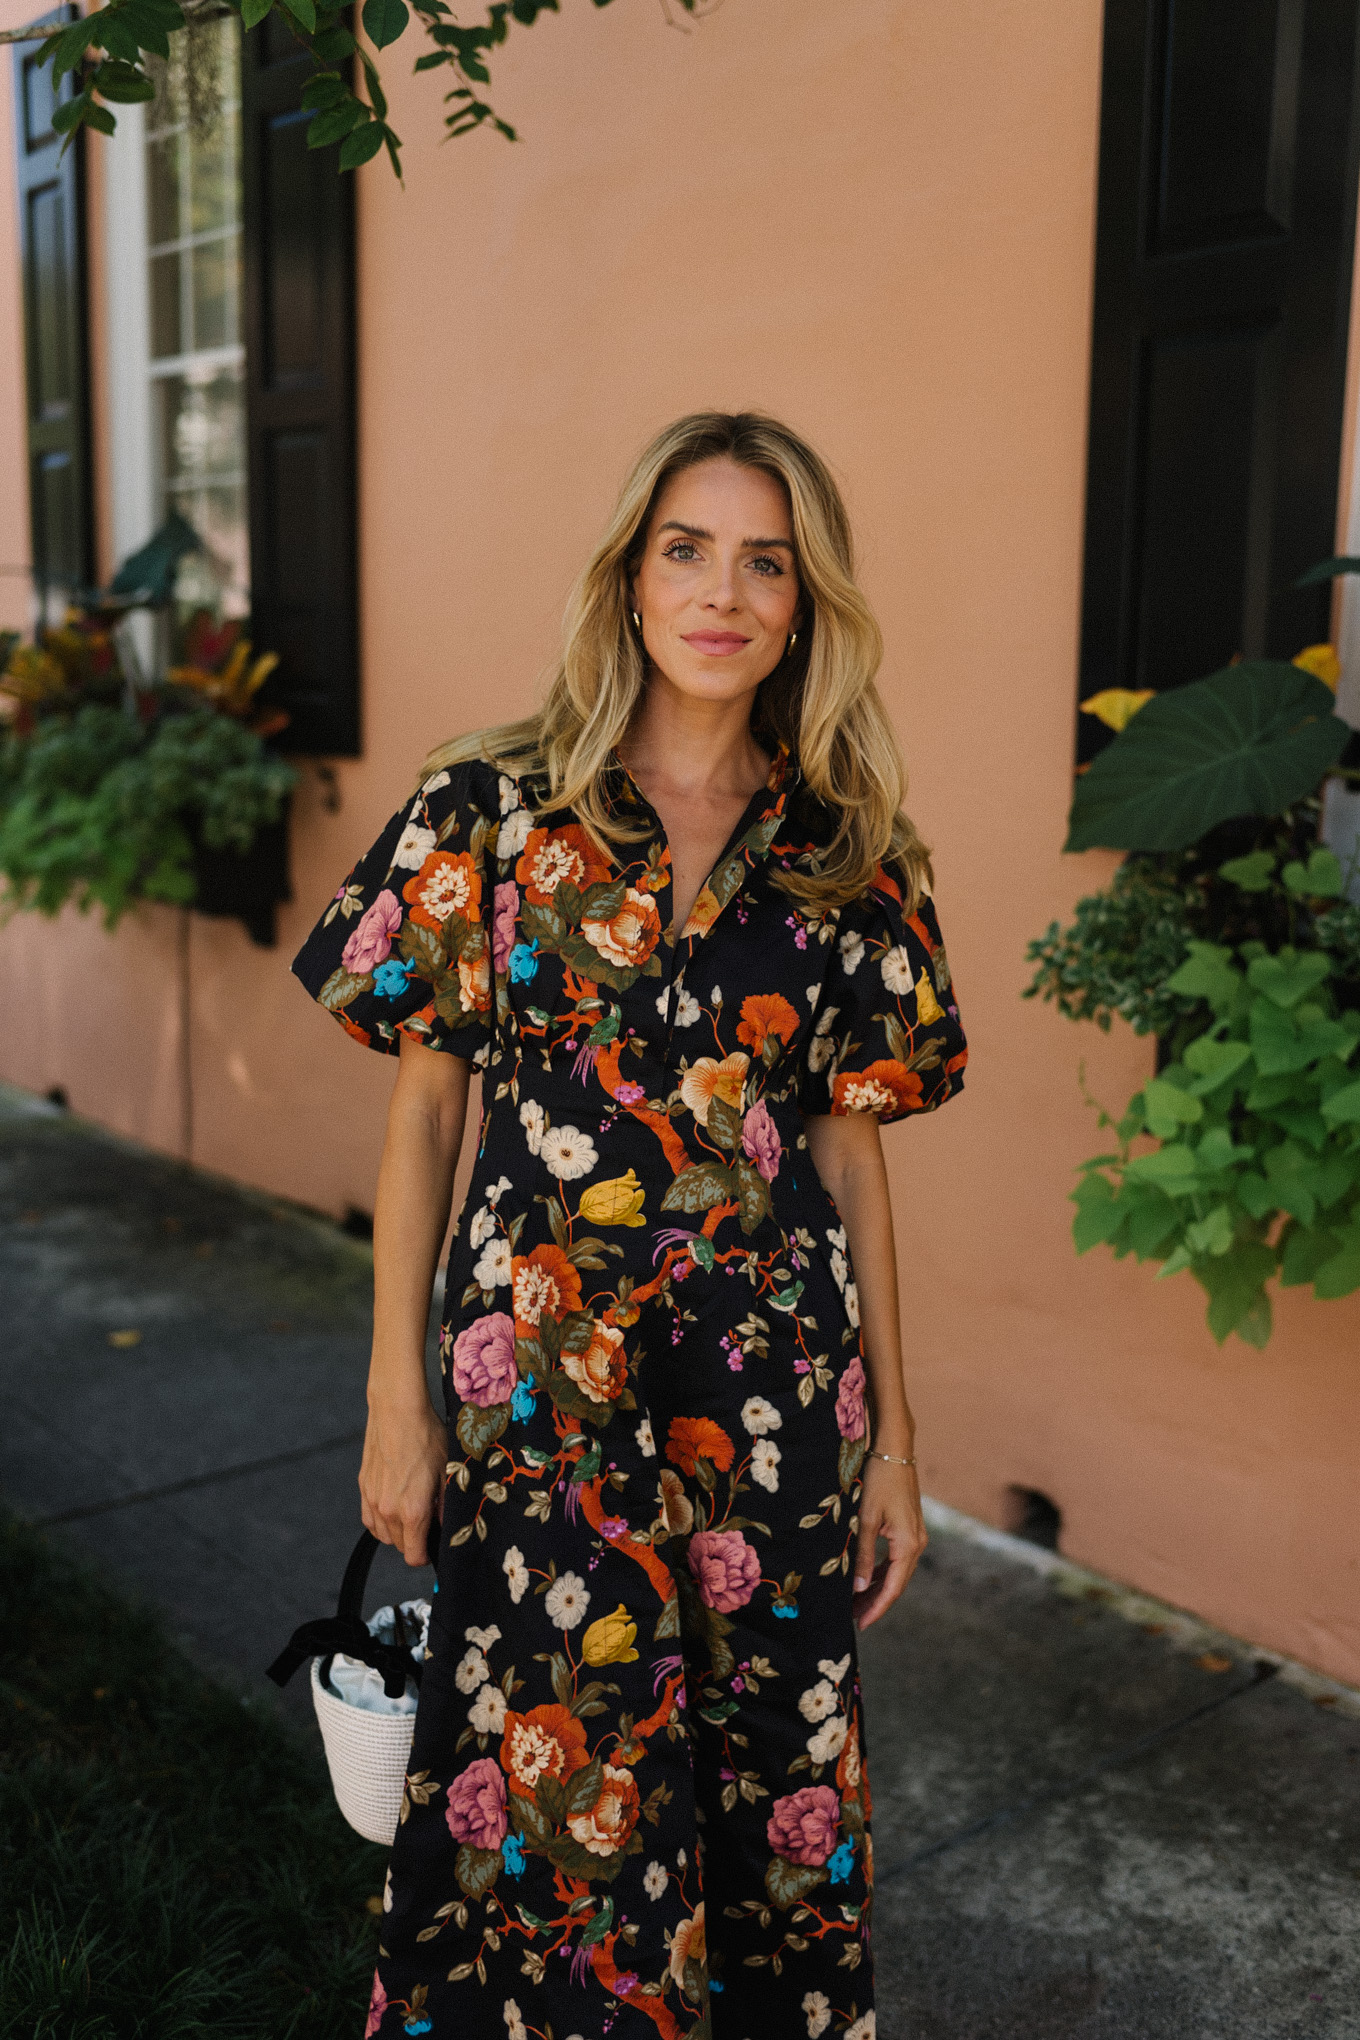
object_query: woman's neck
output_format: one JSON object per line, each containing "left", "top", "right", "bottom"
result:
{"left": 618, "top": 675, "right": 770, "bottom": 806}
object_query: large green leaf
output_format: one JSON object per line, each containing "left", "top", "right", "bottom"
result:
{"left": 1065, "top": 663, "right": 1349, "bottom": 852}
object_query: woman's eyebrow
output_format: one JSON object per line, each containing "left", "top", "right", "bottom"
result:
{"left": 656, "top": 520, "right": 794, "bottom": 550}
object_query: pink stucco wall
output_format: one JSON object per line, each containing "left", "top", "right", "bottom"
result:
{"left": 2, "top": 0, "right": 1358, "bottom": 1683}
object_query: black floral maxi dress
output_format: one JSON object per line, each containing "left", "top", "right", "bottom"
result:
{"left": 292, "top": 747, "right": 966, "bottom": 2040}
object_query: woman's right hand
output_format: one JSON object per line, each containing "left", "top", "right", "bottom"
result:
{"left": 359, "top": 1394, "right": 448, "bottom": 1567}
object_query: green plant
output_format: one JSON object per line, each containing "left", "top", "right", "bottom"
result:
{"left": 0, "top": 703, "right": 296, "bottom": 928}
{"left": 1030, "top": 640, "right": 1360, "bottom": 1346}
{"left": 2, "top": 0, "right": 715, "bottom": 181}
{"left": 1071, "top": 848, "right": 1360, "bottom": 1348}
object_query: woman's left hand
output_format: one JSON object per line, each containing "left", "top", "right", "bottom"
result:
{"left": 852, "top": 1453, "right": 927, "bottom": 1631}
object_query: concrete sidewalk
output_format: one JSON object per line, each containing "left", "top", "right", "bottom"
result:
{"left": 2, "top": 1082, "right": 1357, "bottom": 2039}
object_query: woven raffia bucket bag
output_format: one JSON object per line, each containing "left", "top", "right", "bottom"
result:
{"left": 267, "top": 1530, "right": 424, "bottom": 1847}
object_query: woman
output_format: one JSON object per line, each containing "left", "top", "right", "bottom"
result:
{"left": 293, "top": 412, "right": 966, "bottom": 2040}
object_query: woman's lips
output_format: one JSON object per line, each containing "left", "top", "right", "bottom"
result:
{"left": 681, "top": 631, "right": 751, "bottom": 655}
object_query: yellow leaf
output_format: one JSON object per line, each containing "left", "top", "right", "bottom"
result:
{"left": 107, "top": 1329, "right": 142, "bottom": 1348}
{"left": 1079, "top": 688, "right": 1155, "bottom": 732}
{"left": 1292, "top": 643, "right": 1340, "bottom": 692}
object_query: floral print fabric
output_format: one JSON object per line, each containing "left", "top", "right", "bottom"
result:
{"left": 292, "top": 750, "right": 966, "bottom": 2040}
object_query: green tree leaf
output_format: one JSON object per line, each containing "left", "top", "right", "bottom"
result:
{"left": 1282, "top": 848, "right": 1344, "bottom": 897}
{"left": 1064, "top": 664, "right": 1349, "bottom": 853}
{"left": 1218, "top": 849, "right": 1276, "bottom": 891}
{"left": 279, "top": 0, "right": 318, "bottom": 31}
{"left": 1193, "top": 1242, "right": 1276, "bottom": 1347}
{"left": 1246, "top": 948, "right": 1331, "bottom": 1009}
{"left": 339, "top": 116, "right": 386, "bottom": 169}
{"left": 1321, "top": 1078, "right": 1360, "bottom": 1127}
{"left": 362, "top": 0, "right": 409, "bottom": 48}
{"left": 1141, "top": 1077, "right": 1204, "bottom": 1138}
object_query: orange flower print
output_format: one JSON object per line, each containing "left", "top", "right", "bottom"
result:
{"left": 665, "top": 1415, "right": 736, "bottom": 1477}
{"left": 566, "top": 1761, "right": 641, "bottom": 1857}
{"left": 403, "top": 851, "right": 481, "bottom": 933}
{"left": 515, "top": 825, "right": 610, "bottom": 907}
{"left": 581, "top": 887, "right": 662, "bottom": 970}
{"left": 561, "top": 1319, "right": 628, "bottom": 1404}
{"left": 458, "top": 946, "right": 492, "bottom": 1013}
{"left": 678, "top": 1052, "right": 749, "bottom": 1126}
{"left": 735, "top": 993, "right": 800, "bottom": 1055}
{"left": 499, "top": 1703, "right": 589, "bottom": 1797}
{"left": 832, "top": 1060, "right": 923, "bottom": 1117}
{"left": 511, "top": 1244, "right": 583, "bottom": 1335}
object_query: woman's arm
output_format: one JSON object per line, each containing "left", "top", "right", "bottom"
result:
{"left": 361, "top": 1033, "right": 472, "bottom": 1566}
{"left": 802, "top": 1111, "right": 927, "bottom": 1630}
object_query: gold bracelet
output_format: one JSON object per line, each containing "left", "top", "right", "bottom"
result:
{"left": 868, "top": 1450, "right": 916, "bottom": 1468}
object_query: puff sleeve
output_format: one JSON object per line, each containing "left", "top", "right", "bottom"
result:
{"left": 797, "top": 879, "right": 967, "bottom": 1123}
{"left": 291, "top": 761, "right": 496, "bottom": 1061}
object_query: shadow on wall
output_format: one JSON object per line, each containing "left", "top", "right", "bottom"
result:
{"left": 1005, "top": 1485, "right": 1063, "bottom": 1552}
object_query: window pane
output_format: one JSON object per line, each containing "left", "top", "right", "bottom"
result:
{"left": 189, "top": 122, "right": 235, "bottom": 236}
{"left": 190, "top": 230, "right": 239, "bottom": 351}
{"left": 158, "top": 368, "right": 248, "bottom": 614}
{"left": 149, "top": 249, "right": 182, "bottom": 358}
{"left": 146, "top": 129, "right": 181, "bottom": 248}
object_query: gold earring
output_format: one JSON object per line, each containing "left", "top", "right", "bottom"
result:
{"left": 787, "top": 630, "right": 798, "bottom": 655}
{"left": 633, "top": 612, "right": 641, "bottom": 632}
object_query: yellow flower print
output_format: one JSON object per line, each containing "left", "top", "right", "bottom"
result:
{"left": 582, "top": 1603, "right": 640, "bottom": 1665}
{"left": 914, "top": 967, "right": 944, "bottom": 1027}
{"left": 1293, "top": 643, "right": 1341, "bottom": 692}
{"left": 678, "top": 1053, "right": 749, "bottom": 1126}
{"left": 578, "top": 1169, "right": 647, "bottom": 1227}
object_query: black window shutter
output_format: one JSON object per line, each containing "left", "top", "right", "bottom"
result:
{"left": 12, "top": 9, "right": 92, "bottom": 625}
{"left": 1078, "top": 0, "right": 1360, "bottom": 763}
{"left": 241, "top": 16, "right": 358, "bottom": 757}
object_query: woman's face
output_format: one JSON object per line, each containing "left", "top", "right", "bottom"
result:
{"left": 631, "top": 458, "right": 801, "bottom": 708}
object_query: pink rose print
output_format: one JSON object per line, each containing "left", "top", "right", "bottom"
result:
{"left": 445, "top": 1756, "right": 508, "bottom": 1850}
{"left": 364, "top": 1970, "right": 387, "bottom": 2037}
{"left": 341, "top": 890, "right": 403, "bottom": 975}
{"left": 835, "top": 1355, "right": 867, "bottom": 1441}
{"left": 493, "top": 883, "right": 520, "bottom": 972}
{"left": 766, "top": 1784, "right": 840, "bottom": 1866}
{"left": 740, "top": 1099, "right": 781, "bottom": 1183}
{"left": 687, "top": 1529, "right": 761, "bottom": 1612}
{"left": 452, "top": 1313, "right": 517, "bottom": 1408}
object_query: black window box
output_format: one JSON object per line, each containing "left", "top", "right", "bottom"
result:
{"left": 191, "top": 798, "right": 291, "bottom": 949}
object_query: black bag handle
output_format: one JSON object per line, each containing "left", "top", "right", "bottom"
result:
{"left": 265, "top": 1529, "right": 427, "bottom": 1700}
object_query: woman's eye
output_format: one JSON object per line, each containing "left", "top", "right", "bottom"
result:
{"left": 749, "top": 555, "right": 784, "bottom": 576}
{"left": 663, "top": 541, "right": 700, "bottom": 562}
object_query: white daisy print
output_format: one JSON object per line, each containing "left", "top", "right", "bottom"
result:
{"left": 880, "top": 945, "right": 915, "bottom": 994}
{"left": 806, "top": 982, "right": 821, "bottom": 1007}
{"left": 544, "top": 1570, "right": 590, "bottom": 1629}
{"left": 467, "top": 1624, "right": 502, "bottom": 1651}
{"left": 829, "top": 1247, "right": 848, "bottom": 1291}
{"left": 839, "top": 929, "right": 865, "bottom": 975}
{"left": 635, "top": 1416, "right": 656, "bottom": 1458}
{"left": 473, "top": 1238, "right": 511, "bottom": 1289}
{"left": 469, "top": 1682, "right": 508, "bottom": 1734}
{"left": 807, "top": 1714, "right": 849, "bottom": 1765}
{"left": 818, "top": 1654, "right": 851, "bottom": 1683}
{"left": 498, "top": 774, "right": 522, "bottom": 814}
{"left": 803, "top": 1993, "right": 832, "bottom": 2039}
{"left": 798, "top": 1679, "right": 838, "bottom": 1723}
{"left": 455, "top": 1646, "right": 490, "bottom": 1694}
{"left": 420, "top": 770, "right": 450, "bottom": 795}
{"left": 503, "top": 2000, "right": 528, "bottom": 2040}
{"left": 502, "top": 1545, "right": 529, "bottom": 1603}
{"left": 519, "top": 1099, "right": 545, "bottom": 1156}
{"left": 750, "top": 1437, "right": 781, "bottom": 1492}
{"left": 741, "top": 1395, "right": 782, "bottom": 1437}
{"left": 485, "top": 1175, "right": 514, "bottom": 1207}
{"left": 845, "top": 2015, "right": 876, "bottom": 2040}
{"left": 844, "top": 1280, "right": 860, "bottom": 1328}
{"left": 540, "top": 1125, "right": 598, "bottom": 1181}
{"left": 468, "top": 1205, "right": 496, "bottom": 1249}
{"left": 497, "top": 807, "right": 532, "bottom": 858}
{"left": 643, "top": 1860, "right": 669, "bottom": 1900}
{"left": 392, "top": 821, "right": 437, "bottom": 870}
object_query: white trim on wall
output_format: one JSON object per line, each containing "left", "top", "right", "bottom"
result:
{"left": 102, "top": 101, "right": 155, "bottom": 571}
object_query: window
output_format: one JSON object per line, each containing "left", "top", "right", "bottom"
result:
{"left": 105, "top": 18, "right": 248, "bottom": 619}
{"left": 1077, "top": 0, "right": 1360, "bottom": 764}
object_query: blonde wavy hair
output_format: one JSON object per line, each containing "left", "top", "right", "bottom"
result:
{"left": 423, "top": 411, "right": 931, "bottom": 912}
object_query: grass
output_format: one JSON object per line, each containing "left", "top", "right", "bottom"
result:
{"left": 0, "top": 1512, "right": 385, "bottom": 2037}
